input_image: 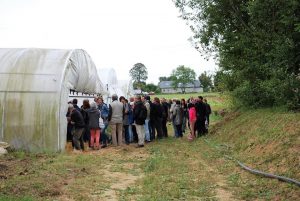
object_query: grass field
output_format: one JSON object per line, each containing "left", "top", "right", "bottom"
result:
{"left": 0, "top": 94, "right": 299, "bottom": 200}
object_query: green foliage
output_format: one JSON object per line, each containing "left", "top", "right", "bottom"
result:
{"left": 170, "top": 65, "right": 196, "bottom": 93}
{"left": 129, "top": 63, "right": 148, "bottom": 89}
{"left": 175, "top": 0, "right": 300, "bottom": 110}
{"left": 158, "top": 76, "right": 177, "bottom": 82}
{"left": 143, "top": 83, "right": 161, "bottom": 93}
{"left": 198, "top": 71, "right": 212, "bottom": 92}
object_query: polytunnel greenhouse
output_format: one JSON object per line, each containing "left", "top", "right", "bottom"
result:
{"left": 0, "top": 48, "right": 104, "bottom": 152}
{"left": 98, "top": 68, "right": 134, "bottom": 101}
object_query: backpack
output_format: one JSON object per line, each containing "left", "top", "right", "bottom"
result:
{"left": 80, "top": 108, "right": 89, "bottom": 125}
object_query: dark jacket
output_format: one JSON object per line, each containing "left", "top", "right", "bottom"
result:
{"left": 195, "top": 101, "right": 207, "bottom": 121}
{"left": 87, "top": 107, "right": 100, "bottom": 129}
{"left": 151, "top": 102, "right": 163, "bottom": 119}
{"left": 205, "top": 103, "right": 211, "bottom": 115}
{"left": 162, "top": 102, "right": 169, "bottom": 120}
{"left": 133, "top": 101, "right": 146, "bottom": 125}
{"left": 71, "top": 109, "right": 85, "bottom": 129}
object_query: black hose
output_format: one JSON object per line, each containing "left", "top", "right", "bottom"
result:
{"left": 237, "top": 161, "right": 300, "bottom": 187}
{"left": 203, "top": 139, "right": 300, "bottom": 187}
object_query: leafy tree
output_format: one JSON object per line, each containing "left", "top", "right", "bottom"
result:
{"left": 159, "top": 75, "right": 177, "bottom": 82}
{"left": 174, "top": 0, "right": 300, "bottom": 109}
{"left": 133, "top": 81, "right": 146, "bottom": 91}
{"left": 144, "top": 83, "right": 160, "bottom": 93}
{"left": 159, "top": 76, "right": 168, "bottom": 82}
{"left": 198, "top": 71, "right": 212, "bottom": 92}
{"left": 129, "top": 63, "right": 148, "bottom": 90}
{"left": 171, "top": 65, "right": 196, "bottom": 93}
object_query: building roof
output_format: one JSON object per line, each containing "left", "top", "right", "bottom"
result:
{"left": 158, "top": 80, "right": 201, "bottom": 89}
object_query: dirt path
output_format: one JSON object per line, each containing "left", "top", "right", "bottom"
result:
{"left": 197, "top": 157, "right": 237, "bottom": 201}
{"left": 60, "top": 145, "right": 148, "bottom": 201}
{"left": 1, "top": 141, "right": 238, "bottom": 201}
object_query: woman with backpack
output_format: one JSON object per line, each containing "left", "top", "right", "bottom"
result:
{"left": 87, "top": 102, "right": 101, "bottom": 150}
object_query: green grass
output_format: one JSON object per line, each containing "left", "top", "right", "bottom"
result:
{"left": 1, "top": 94, "right": 299, "bottom": 200}
{"left": 208, "top": 108, "right": 300, "bottom": 200}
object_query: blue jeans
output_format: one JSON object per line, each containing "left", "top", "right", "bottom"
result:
{"left": 100, "top": 122, "right": 109, "bottom": 144}
{"left": 124, "top": 125, "right": 130, "bottom": 144}
{"left": 128, "top": 124, "right": 133, "bottom": 142}
{"left": 172, "top": 119, "right": 178, "bottom": 137}
{"left": 144, "top": 119, "right": 150, "bottom": 141}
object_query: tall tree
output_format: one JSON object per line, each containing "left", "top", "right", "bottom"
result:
{"left": 171, "top": 65, "right": 196, "bottom": 93}
{"left": 198, "top": 71, "right": 212, "bottom": 92}
{"left": 175, "top": 0, "right": 300, "bottom": 109}
{"left": 129, "top": 63, "right": 148, "bottom": 90}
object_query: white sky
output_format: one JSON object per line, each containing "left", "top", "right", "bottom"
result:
{"left": 0, "top": 0, "right": 218, "bottom": 84}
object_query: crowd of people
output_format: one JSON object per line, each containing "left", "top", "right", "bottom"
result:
{"left": 66, "top": 94, "right": 211, "bottom": 152}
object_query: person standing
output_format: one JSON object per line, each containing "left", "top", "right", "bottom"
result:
{"left": 151, "top": 97, "right": 164, "bottom": 139}
{"left": 133, "top": 95, "right": 147, "bottom": 148}
{"left": 203, "top": 98, "right": 212, "bottom": 126}
{"left": 120, "top": 97, "right": 130, "bottom": 145}
{"left": 68, "top": 104, "right": 85, "bottom": 152}
{"left": 72, "top": 99, "right": 81, "bottom": 111}
{"left": 181, "top": 99, "right": 188, "bottom": 134}
{"left": 97, "top": 97, "right": 109, "bottom": 148}
{"left": 108, "top": 94, "right": 124, "bottom": 146}
{"left": 88, "top": 102, "right": 101, "bottom": 150}
{"left": 142, "top": 96, "right": 151, "bottom": 143}
{"left": 128, "top": 97, "right": 135, "bottom": 143}
{"left": 161, "top": 98, "right": 169, "bottom": 138}
{"left": 173, "top": 100, "right": 184, "bottom": 138}
{"left": 169, "top": 98, "right": 178, "bottom": 137}
{"left": 81, "top": 99, "right": 90, "bottom": 146}
{"left": 188, "top": 99, "right": 197, "bottom": 140}
{"left": 195, "top": 96, "right": 207, "bottom": 137}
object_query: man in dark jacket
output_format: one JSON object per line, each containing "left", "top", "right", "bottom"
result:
{"left": 161, "top": 98, "right": 169, "bottom": 138}
{"left": 195, "top": 96, "right": 207, "bottom": 137}
{"left": 68, "top": 104, "right": 85, "bottom": 151}
{"left": 151, "top": 97, "right": 164, "bottom": 139}
{"left": 133, "top": 95, "right": 147, "bottom": 147}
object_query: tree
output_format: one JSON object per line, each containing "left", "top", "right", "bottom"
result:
{"left": 198, "top": 71, "right": 212, "bottom": 92}
{"left": 174, "top": 0, "right": 300, "bottom": 109}
{"left": 144, "top": 83, "right": 160, "bottom": 93}
{"left": 159, "top": 75, "right": 177, "bottom": 82}
{"left": 129, "top": 63, "right": 148, "bottom": 90}
{"left": 171, "top": 65, "right": 196, "bottom": 93}
{"left": 159, "top": 76, "right": 168, "bottom": 82}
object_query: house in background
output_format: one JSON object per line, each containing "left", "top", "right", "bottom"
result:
{"left": 158, "top": 80, "right": 203, "bottom": 94}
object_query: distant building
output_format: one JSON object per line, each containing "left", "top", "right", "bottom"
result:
{"left": 158, "top": 80, "right": 203, "bottom": 94}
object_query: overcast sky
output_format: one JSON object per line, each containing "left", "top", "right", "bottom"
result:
{"left": 0, "top": 0, "right": 218, "bottom": 84}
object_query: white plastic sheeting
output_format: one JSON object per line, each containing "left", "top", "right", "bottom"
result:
{"left": 98, "top": 68, "right": 134, "bottom": 101}
{"left": 0, "top": 48, "right": 104, "bottom": 152}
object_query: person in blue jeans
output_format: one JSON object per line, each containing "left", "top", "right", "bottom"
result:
{"left": 96, "top": 97, "right": 109, "bottom": 148}
{"left": 142, "top": 96, "right": 151, "bottom": 142}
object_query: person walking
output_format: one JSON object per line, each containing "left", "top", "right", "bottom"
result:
{"left": 88, "top": 102, "right": 101, "bottom": 150}
{"left": 133, "top": 95, "right": 147, "bottom": 148}
{"left": 108, "top": 94, "right": 124, "bottom": 146}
